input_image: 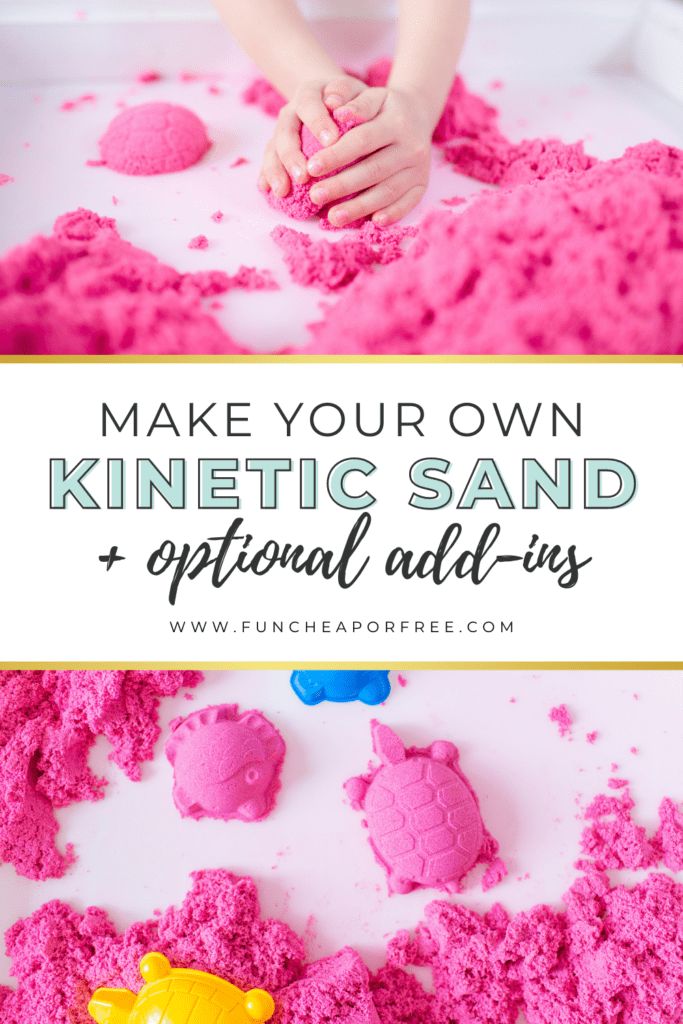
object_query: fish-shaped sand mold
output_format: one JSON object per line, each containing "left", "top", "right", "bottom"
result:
{"left": 345, "top": 721, "right": 499, "bottom": 894}
{"left": 290, "top": 670, "right": 391, "bottom": 706}
{"left": 88, "top": 951, "right": 275, "bottom": 1024}
{"left": 165, "top": 704, "right": 285, "bottom": 822}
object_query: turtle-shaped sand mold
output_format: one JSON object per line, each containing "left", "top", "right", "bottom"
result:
{"left": 165, "top": 704, "right": 285, "bottom": 822}
{"left": 88, "top": 951, "right": 275, "bottom": 1024}
{"left": 290, "top": 670, "right": 391, "bottom": 706}
{"left": 345, "top": 721, "right": 496, "bottom": 894}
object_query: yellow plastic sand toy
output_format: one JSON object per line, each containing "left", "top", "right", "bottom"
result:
{"left": 88, "top": 952, "right": 275, "bottom": 1024}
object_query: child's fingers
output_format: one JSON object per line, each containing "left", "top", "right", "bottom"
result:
{"left": 309, "top": 147, "right": 397, "bottom": 207}
{"left": 335, "top": 87, "right": 387, "bottom": 126}
{"left": 276, "top": 107, "right": 308, "bottom": 184}
{"left": 296, "top": 84, "right": 340, "bottom": 146}
{"left": 326, "top": 169, "right": 422, "bottom": 228}
{"left": 324, "top": 76, "right": 365, "bottom": 111}
{"left": 307, "top": 120, "right": 392, "bottom": 178}
{"left": 372, "top": 184, "right": 427, "bottom": 227}
{"left": 263, "top": 142, "right": 291, "bottom": 198}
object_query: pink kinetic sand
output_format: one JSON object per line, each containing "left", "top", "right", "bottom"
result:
{"left": 577, "top": 784, "right": 683, "bottom": 874}
{"left": 656, "top": 798, "right": 683, "bottom": 871}
{"left": 2, "top": 781, "right": 683, "bottom": 1024}
{"left": 61, "top": 92, "right": 96, "bottom": 112}
{"left": 577, "top": 784, "right": 661, "bottom": 871}
{"left": 549, "top": 704, "right": 573, "bottom": 738}
{"left": 243, "top": 62, "right": 682, "bottom": 355}
{"left": 365, "top": 57, "right": 595, "bottom": 188}
{"left": 99, "top": 102, "right": 210, "bottom": 175}
{"left": 138, "top": 69, "right": 162, "bottom": 84}
{"left": 165, "top": 704, "right": 285, "bottom": 822}
{"left": 250, "top": 59, "right": 594, "bottom": 195}
{"left": 188, "top": 233, "right": 209, "bottom": 250}
{"left": 278, "top": 948, "right": 380, "bottom": 1024}
{"left": 267, "top": 112, "right": 364, "bottom": 227}
{"left": 272, "top": 222, "right": 414, "bottom": 292}
{"left": 345, "top": 721, "right": 498, "bottom": 895}
{"left": 0, "top": 174, "right": 14, "bottom": 186}
{"left": 388, "top": 870, "right": 683, "bottom": 1024}
{"left": 304, "top": 142, "right": 683, "bottom": 354}
{"left": 369, "top": 966, "right": 435, "bottom": 1024}
{"left": 0, "top": 208, "right": 275, "bottom": 354}
{"left": 0, "top": 669, "right": 201, "bottom": 880}
{"left": 242, "top": 77, "right": 287, "bottom": 118}
{"left": 481, "top": 857, "right": 508, "bottom": 892}
{"left": 0, "top": 871, "right": 305, "bottom": 1024}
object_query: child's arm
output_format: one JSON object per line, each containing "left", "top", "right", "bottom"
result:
{"left": 215, "top": 0, "right": 366, "bottom": 195}
{"left": 309, "top": 0, "right": 471, "bottom": 226}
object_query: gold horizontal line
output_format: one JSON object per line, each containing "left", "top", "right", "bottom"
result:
{"left": 0, "top": 356, "right": 682, "bottom": 365}
{"left": 1, "top": 662, "right": 682, "bottom": 671}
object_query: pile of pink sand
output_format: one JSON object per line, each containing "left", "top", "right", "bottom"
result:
{"left": 2, "top": 862, "right": 681, "bottom": 1024}
{"left": 388, "top": 869, "right": 683, "bottom": 1024}
{"left": 365, "top": 57, "right": 596, "bottom": 188}
{"left": 0, "top": 669, "right": 201, "bottom": 879}
{"left": 0, "top": 209, "right": 275, "bottom": 355}
{"left": 578, "top": 781, "right": 683, "bottom": 873}
{"left": 305, "top": 142, "right": 683, "bottom": 354}
{"left": 98, "top": 102, "right": 211, "bottom": 175}
{"left": 272, "top": 222, "right": 415, "bottom": 292}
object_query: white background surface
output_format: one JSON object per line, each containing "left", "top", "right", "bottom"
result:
{"left": 1, "top": 5, "right": 683, "bottom": 350}
{"left": 0, "top": 669, "right": 681, "bottom": 997}
{"left": 1, "top": 362, "right": 682, "bottom": 662}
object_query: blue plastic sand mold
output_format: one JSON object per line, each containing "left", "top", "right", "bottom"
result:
{"left": 290, "top": 670, "right": 391, "bottom": 706}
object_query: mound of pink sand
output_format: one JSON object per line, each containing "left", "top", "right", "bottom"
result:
{"left": 2, "top": 865, "right": 681, "bottom": 1024}
{"left": 656, "top": 798, "right": 683, "bottom": 872}
{"left": 278, "top": 948, "right": 380, "bottom": 1024}
{"left": 272, "top": 222, "right": 415, "bottom": 292}
{"left": 99, "top": 102, "right": 210, "bottom": 175}
{"left": 305, "top": 142, "right": 683, "bottom": 354}
{"left": 0, "top": 209, "right": 277, "bottom": 354}
{"left": 369, "top": 966, "right": 435, "bottom": 1024}
{"left": 365, "top": 57, "right": 596, "bottom": 189}
{"left": 577, "top": 782, "right": 683, "bottom": 873}
{"left": 0, "top": 669, "right": 202, "bottom": 880}
{"left": 388, "top": 870, "right": 683, "bottom": 1024}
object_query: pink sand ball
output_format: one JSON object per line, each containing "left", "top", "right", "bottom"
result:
{"left": 267, "top": 112, "right": 363, "bottom": 225}
{"left": 99, "top": 102, "right": 210, "bottom": 175}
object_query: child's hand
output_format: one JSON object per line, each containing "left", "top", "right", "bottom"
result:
{"left": 258, "top": 75, "right": 367, "bottom": 198}
{"left": 305, "top": 87, "right": 433, "bottom": 227}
